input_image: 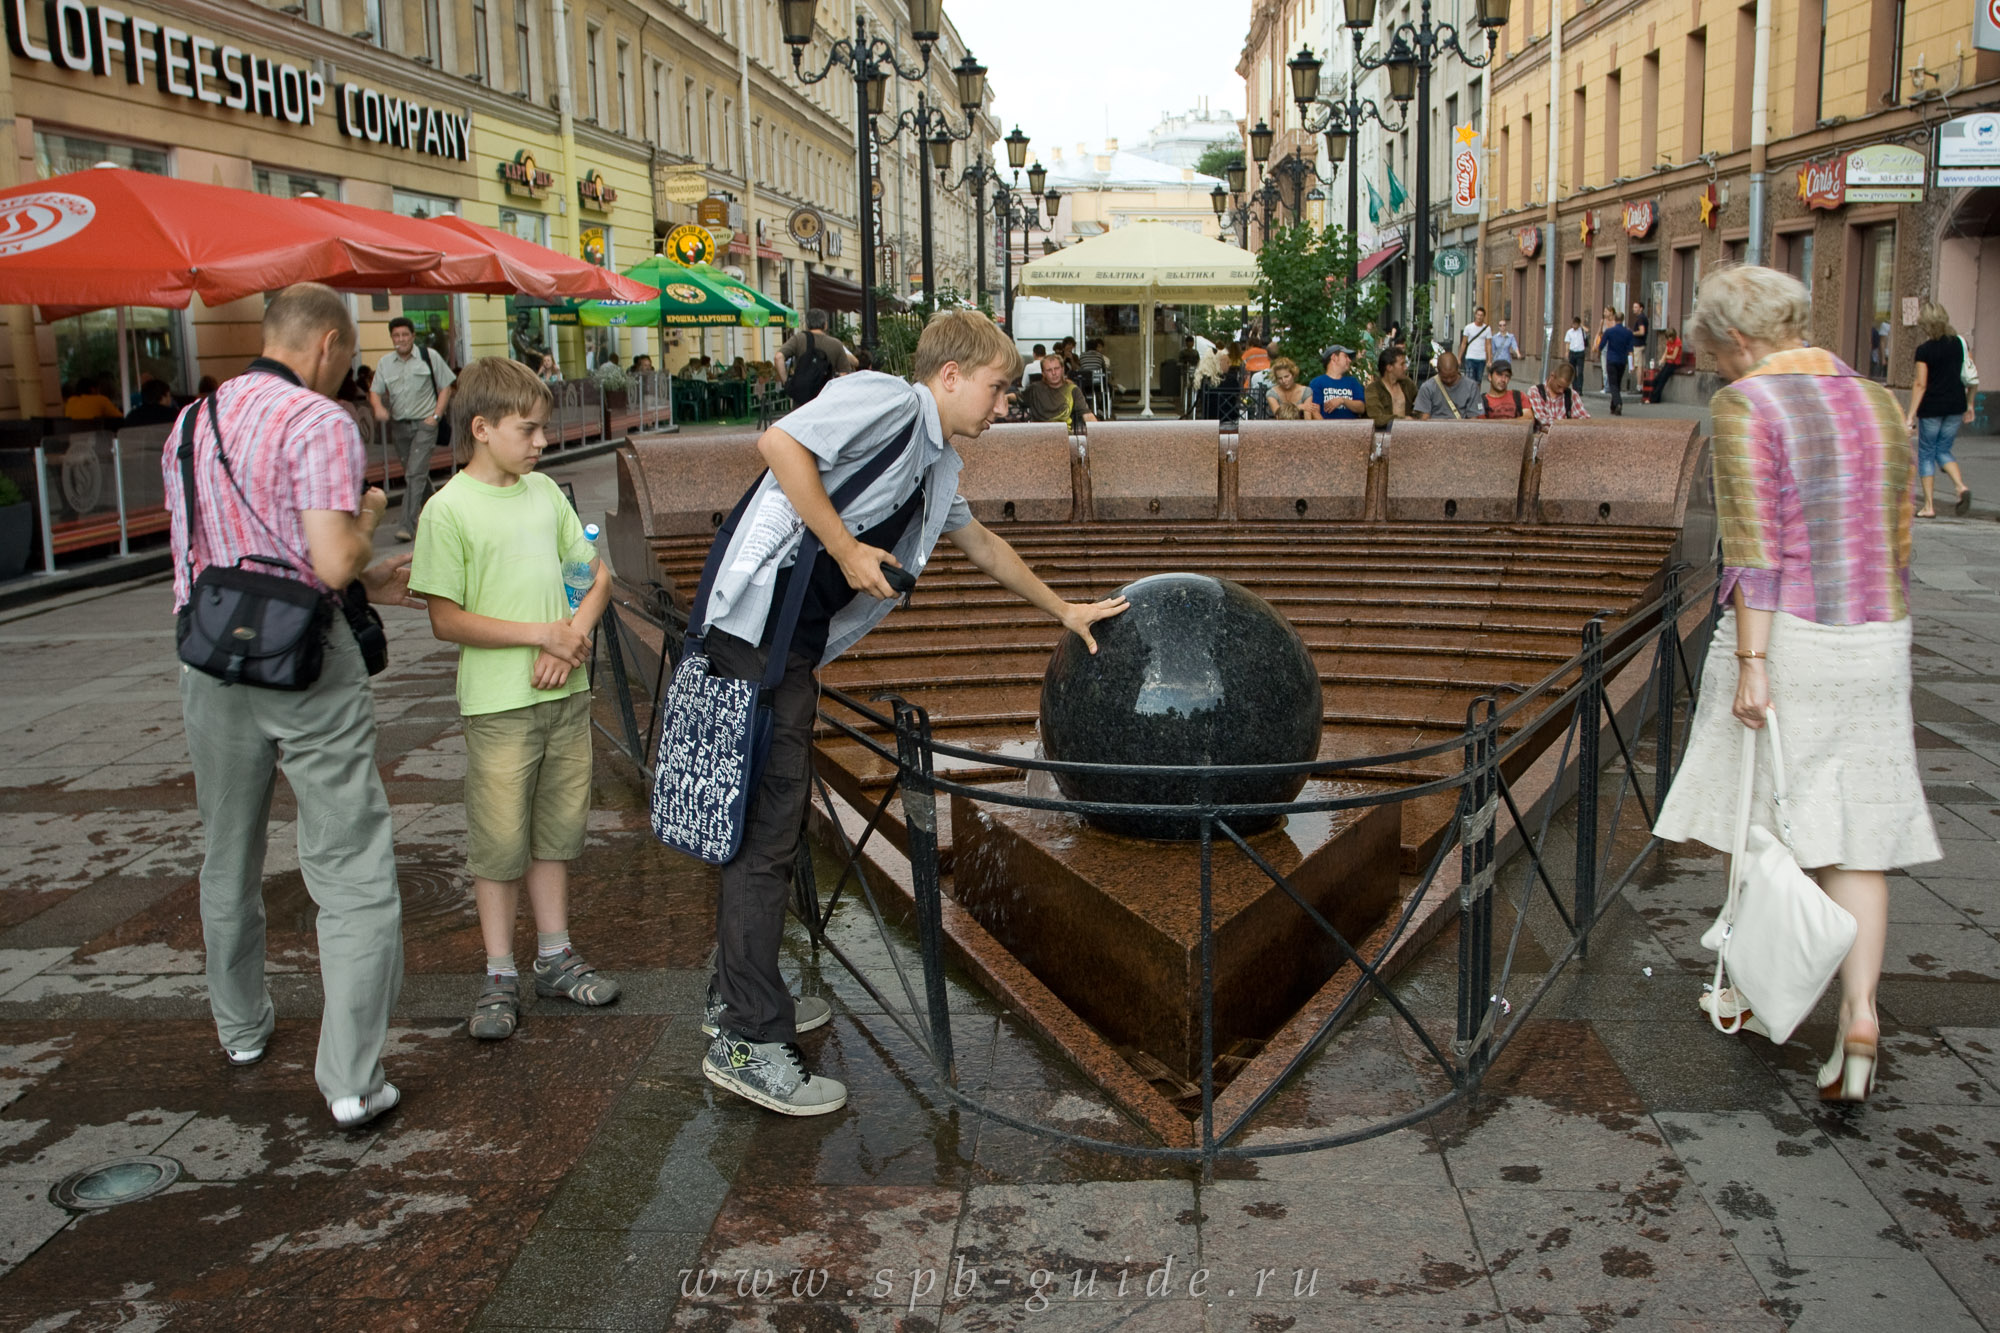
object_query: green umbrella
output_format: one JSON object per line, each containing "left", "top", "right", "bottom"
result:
{"left": 551, "top": 256, "right": 796, "bottom": 328}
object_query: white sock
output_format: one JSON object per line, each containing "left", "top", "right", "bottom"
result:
{"left": 536, "top": 931, "right": 571, "bottom": 960}
{"left": 487, "top": 953, "right": 517, "bottom": 979}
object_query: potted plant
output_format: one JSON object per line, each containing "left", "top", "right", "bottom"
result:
{"left": 0, "top": 473, "right": 31, "bottom": 580}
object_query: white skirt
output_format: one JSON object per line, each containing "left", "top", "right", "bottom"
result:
{"left": 1653, "top": 610, "right": 1941, "bottom": 871}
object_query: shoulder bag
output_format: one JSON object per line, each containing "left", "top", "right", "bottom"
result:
{"left": 1700, "top": 708, "right": 1858, "bottom": 1045}
{"left": 650, "top": 418, "right": 918, "bottom": 865}
{"left": 1959, "top": 334, "right": 1980, "bottom": 390}
{"left": 175, "top": 400, "right": 332, "bottom": 690}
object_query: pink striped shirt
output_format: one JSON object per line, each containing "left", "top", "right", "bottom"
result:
{"left": 1713, "top": 347, "right": 1913, "bottom": 625}
{"left": 163, "top": 360, "right": 366, "bottom": 612}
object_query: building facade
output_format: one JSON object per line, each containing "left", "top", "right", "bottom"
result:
{"left": 0, "top": 0, "right": 995, "bottom": 414}
{"left": 1480, "top": 0, "right": 2000, "bottom": 393}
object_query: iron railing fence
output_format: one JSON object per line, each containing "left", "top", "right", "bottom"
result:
{"left": 590, "top": 559, "right": 1720, "bottom": 1172}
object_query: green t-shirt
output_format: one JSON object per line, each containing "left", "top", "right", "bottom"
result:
{"left": 409, "top": 470, "right": 594, "bottom": 716}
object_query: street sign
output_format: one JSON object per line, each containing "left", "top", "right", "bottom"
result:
{"left": 661, "top": 166, "right": 707, "bottom": 205}
{"left": 1980, "top": 0, "right": 2000, "bottom": 51}
{"left": 1435, "top": 247, "right": 1467, "bottom": 276}
{"left": 1845, "top": 144, "right": 1924, "bottom": 202}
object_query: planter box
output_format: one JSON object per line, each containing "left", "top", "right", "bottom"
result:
{"left": 0, "top": 501, "right": 31, "bottom": 579}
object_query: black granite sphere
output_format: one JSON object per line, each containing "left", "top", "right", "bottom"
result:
{"left": 1039, "top": 572, "right": 1323, "bottom": 839}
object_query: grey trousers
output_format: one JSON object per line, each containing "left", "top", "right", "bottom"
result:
{"left": 387, "top": 419, "right": 439, "bottom": 531}
{"left": 706, "top": 630, "right": 818, "bottom": 1045}
{"left": 179, "top": 618, "right": 404, "bottom": 1102}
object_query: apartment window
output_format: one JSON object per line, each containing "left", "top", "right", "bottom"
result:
{"left": 513, "top": 0, "right": 531, "bottom": 93}
{"left": 1870, "top": 0, "right": 1906, "bottom": 106}
{"left": 651, "top": 61, "right": 666, "bottom": 147}
{"left": 1522, "top": 110, "right": 1534, "bottom": 203}
{"left": 704, "top": 89, "right": 717, "bottom": 163}
{"left": 471, "top": 0, "right": 490, "bottom": 82}
{"left": 1734, "top": 5, "right": 1755, "bottom": 148}
{"left": 616, "top": 40, "right": 630, "bottom": 134}
{"left": 1683, "top": 30, "right": 1706, "bottom": 161}
{"left": 584, "top": 25, "right": 602, "bottom": 122}
{"left": 722, "top": 98, "right": 734, "bottom": 170}
{"left": 1571, "top": 88, "right": 1585, "bottom": 192}
{"left": 684, "top": 78, "right": 697, "bottom": 157}
{"left": 1603, "top": 71, "right": 1621, "bottom": 180}
{"left": 422, "top": 0, "right": 441, "bottom": 64}
{"left": 1497, "top": 124, "right": 1509, "bottom": 207}
{"left": 1641, "top": 53, "right": 1659, "bottom": 168}
{"left": 1802, "top": 0, "right": 1826, "bottom": 125}
{"left": 1469, "top": 77, "right": 1482, "bottom": 133}
{"left": 362, "top": 0, "right": 382, "bottom": 44}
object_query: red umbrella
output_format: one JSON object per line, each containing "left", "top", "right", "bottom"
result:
{"left": 292, "top": 197, "right": 562, "bottom": 296}
{"left": 0, "top": 167, "right": 444, "bottom": 313}
{"left": 431, "top": 214, "right": 657, "bottom": 302}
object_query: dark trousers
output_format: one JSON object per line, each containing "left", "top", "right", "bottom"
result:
{"left": 706, "top": 629, "right": 818, "bottom": 1044}
{"left": 1567, "top": 350, "right": 1586, "bottom": 381}
{"left": 1606, "top": 360, "right": 1627, "bottom": 412}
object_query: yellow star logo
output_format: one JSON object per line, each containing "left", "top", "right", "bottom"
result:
{"left": 1698, "top": 186, "right": 1718, "bottom": 227}
{"left": 1455, "top": 123, "right": 1477, "bottom": 147}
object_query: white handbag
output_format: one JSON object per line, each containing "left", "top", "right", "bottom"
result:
{"left": 1700, "top": 708, "right": 1858, "bottom": 1045}
{"left": 1960, "top": 334, "right": 1980, "bottom": 389}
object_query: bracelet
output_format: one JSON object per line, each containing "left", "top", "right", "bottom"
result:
{"left": 1734, "top": 649, "right": 1767, "bottom": 660}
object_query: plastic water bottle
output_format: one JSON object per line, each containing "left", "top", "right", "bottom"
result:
{"left": 562, "top": 524, "right": 601, "bottom": 613}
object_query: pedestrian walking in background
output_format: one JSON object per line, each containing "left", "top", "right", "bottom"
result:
{"left": 1480, "top": 361, "right": 1526, "bottom": 417}
{"left": 1488, "top": 319, "right": 1522, "bottom": 370}
{"left": 1906, "top": 302, "right": 1976, "bottom": 518}
{"left": 1596, "top": 307, "right": 1635, "bottom": 414}
{"left": 688, "top": 311, "right": 1126, "bottom": 1115}
{"left": 412, "top": 358, "right": 621, "bottom": 1044}
{"left": 1565, "top": 317, "right": 1588, "bottom": 382}
{"left": 1363, "top": 346, "right": 1418, "bottom": 427}
{"left": 1413, "top": 352, "right": 1480, "bottom": 420}
{"left": 777, "top": 309, "right": 857, "bottom": 407}
{"left": 1629, "top": 299, "right": 1653, "bottom": 392}
{"left": 166, "top": 283, "right": 422, "bottom": 1130}
{"left": 1526, "top": 361, "right": 1590, "bottom": 429}
{"left": 1265, "top": 357, "right": 1312, "bottom": 419}
{"left": 368, "top": 315, "right": 456, "bottom": 542}
{"left": 1459, "top": 307, "right": 1492, "bottom": 384}
{"left": 1654, "top": 264, "right": 1940, "bottom": 1106}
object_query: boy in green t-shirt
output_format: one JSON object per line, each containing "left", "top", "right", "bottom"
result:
{"left": 410, "top": 357, "right": 620, "bottom": 1040}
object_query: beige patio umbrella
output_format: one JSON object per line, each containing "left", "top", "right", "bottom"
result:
{"left": 1015, "top": 221, "right": 1260, "bottom": 418}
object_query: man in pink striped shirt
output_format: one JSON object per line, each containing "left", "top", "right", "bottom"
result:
{"left": 166, "top": 283, "right": 421, "bottom": 1131}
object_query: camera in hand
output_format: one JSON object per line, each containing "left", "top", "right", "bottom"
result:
{"left": 881, "top": 562, "right": 917, "bottom": 596}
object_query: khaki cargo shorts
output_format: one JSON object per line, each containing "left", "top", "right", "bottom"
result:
{"left": 461, "top": 691, "right": 593, "bottom": 881}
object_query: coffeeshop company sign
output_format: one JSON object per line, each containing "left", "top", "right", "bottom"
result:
{"left": 5, "top": 0, "right": 470, "bottom": 160}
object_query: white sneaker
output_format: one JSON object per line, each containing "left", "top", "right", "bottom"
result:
{"left": 223, "top": 1046, "right": 265, "bottom": 1066}
{"left": 329, "top": 1081, "right": 401, "bottom": 1129}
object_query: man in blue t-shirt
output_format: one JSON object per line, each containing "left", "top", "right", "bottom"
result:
{"left": 1308, "top": 345, "right": 1366, "bottom": 420}
{"left": 1598, "top": 318, "right": 1636, "bottom": 415}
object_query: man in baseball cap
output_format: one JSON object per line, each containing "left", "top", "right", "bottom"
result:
{"left": 1309, "top": 345, "right": 1365, "bottom": 419}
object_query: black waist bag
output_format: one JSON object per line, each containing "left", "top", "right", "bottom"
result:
{"left": 177, "top": 558, "right": 331, "bottom": 690}
{"left": 174, "top": 399, "right": 332, "bottom": 691}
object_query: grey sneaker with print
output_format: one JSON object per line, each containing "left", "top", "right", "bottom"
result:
{"left": 701, "top": 1032, "right": 847, "bottom": 1116}
{"left": 700, "top": 981, "right": 831, "bottom": 1038}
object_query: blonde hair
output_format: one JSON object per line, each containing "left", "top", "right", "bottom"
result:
{"left": 451, "top": 357, "right": 553, "bottom": 463}
{"left": 1917, "top": 301, "right": 1957, "bottom": 343}
{"left": 1687, "top": 264, "right": 1810, "bottom": 351}
{"left": 913, "top": 309, "right": 1021, "bottom": 383}
{"left": 1270, "top": 356, "right": 1299, "bottom": 380}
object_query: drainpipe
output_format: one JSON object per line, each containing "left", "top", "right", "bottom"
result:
{"left": 1541, "top": 0, "right": 1562, "bottom": 375}
{"left": 1745, "top": 0, "right": 1771, "bottom": 265}
{"left": 0, "top": 48, "right": 43, "bottom": 415}
{"left": 548, "top": 0, "right": 580, "bottom": 252}
{"left": 734, "top": 0, "right": 759, "bottom": 360}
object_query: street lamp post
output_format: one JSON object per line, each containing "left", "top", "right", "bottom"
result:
{"left": 781, "top": 0, "right": 947, "bottom": 350}
{"left": 873, "top": 50, "right": 987, "bottom": 313}
{"left": 1285, "top": 44, "right": 1406, "bottom": 283}
{"left": 1339, "top": 0, "right": 1507, "bottom": 357}
{"left": 945, "top": 124, "right": 1029, "bottom": 312}
{"left": 995, "top": 178, "right": 1042, "bottom": 334}
{"left": 1250, "top": 114, "right": 1328, "bottom": 221}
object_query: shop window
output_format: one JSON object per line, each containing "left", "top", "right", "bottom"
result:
{"left": 1856, "top": 222, "right": 1895, "bottom": 381}
{"left": 499, "top": 209, "right": 551, "bottom": 366}
{"left": 52, "top": 307, "right": 189, "bottom": 406}
{"left": 392, "top": 189, "right": 456, "bottom": 221}
{"left": 254, "top": 167, "right": 339, "bottom": 200}
{"left": 35, "top": 131, "right": 166, "bottom": 179}
{"left": 1780, "top": 229, "right": 1814, "bottom": 296}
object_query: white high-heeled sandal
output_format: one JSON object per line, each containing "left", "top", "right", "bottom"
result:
{"left": 1698, "top": 986, "right": 1773, "bottom": 1040}
{"left": 1817, "top": 1014, "right": 1878, "bottom": 1103}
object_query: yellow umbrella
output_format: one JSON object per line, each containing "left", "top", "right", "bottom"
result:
{"left": 1018, "top": 223, "right": 1261, "bottom": 417}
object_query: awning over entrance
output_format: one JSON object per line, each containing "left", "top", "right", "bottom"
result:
{"left": 808, "top": 270, "right": 865, "bottom": 314}
{"left": 1356, "top": 241, "right": 1405, "bottom": 283}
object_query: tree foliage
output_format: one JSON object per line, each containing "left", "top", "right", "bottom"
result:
{"left": 1194, "top": 143, "right": 1245, "bottom": 183}
{"left": 1251, "top": 223, "right": 1382, "bottom": 367}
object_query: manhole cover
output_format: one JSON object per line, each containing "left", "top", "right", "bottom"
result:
{"left": 51, "top": 1156, "right": 181, "bottom": 1211}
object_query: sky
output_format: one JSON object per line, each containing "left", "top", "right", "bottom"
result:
{"left": 947, "top": 3, "right": 1243, "bottom": 171}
